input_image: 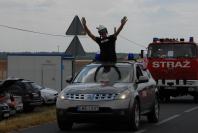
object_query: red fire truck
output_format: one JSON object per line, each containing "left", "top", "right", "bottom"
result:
{"left": 146, "top": 37, "right": 198, "bottom": 102}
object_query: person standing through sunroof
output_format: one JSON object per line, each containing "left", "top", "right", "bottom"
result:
{"left": 82, "top": 16, "right": 127, "bottom": 62}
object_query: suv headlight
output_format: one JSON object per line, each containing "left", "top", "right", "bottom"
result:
{"left": 115, "top": 90, "right": 130, "bottom": 100}
{"left": 59, "top": 91, "right": 67, "bottom": 100}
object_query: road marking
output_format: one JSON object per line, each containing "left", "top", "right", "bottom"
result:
{"left": 184, "top": 106, "right": 198, "bottom": 113}
{"left": 134, "top": 129, "right": 147, "bottom": 133}
{"left": 134, "top": 106, "right": 198, "bottom": 132}
{"left": 155, "top": 114, "right": 181, "bottom": 126}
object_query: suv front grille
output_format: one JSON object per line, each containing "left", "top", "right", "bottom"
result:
{"left": 66, "top": 93, "right": 118, "bottom": 101}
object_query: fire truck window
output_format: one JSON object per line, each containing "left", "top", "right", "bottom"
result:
{"left": 148, "top": 44, "right": 197, "bottom": 58}
{"left": 167, "top": 51, "right": 174, "bottom": 57}
{"left": 148, "top": 46, "right": 167, "bottom": 58}
{"left": 174, "top": 45, "right": 195, "bottom": 57}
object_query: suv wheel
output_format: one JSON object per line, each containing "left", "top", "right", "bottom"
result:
{"left": 147, "top": 97, "right": 160, "bottom": 122}
{"left": 127, "top": 99, "right": 140, "bottom": 131}
{"left": 57, "top": 117, "right": 73, "bottom": 131}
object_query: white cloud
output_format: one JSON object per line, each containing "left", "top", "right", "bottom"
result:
{"left": 0, "top": 0, "right": 198, "bottom": 53}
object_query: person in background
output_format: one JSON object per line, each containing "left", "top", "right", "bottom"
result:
{"left": 81, "top": 16, "right": 127, "bottom": 62}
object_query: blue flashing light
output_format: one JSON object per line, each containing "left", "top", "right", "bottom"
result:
{"left": 95, "top": 53, "right": 101, "bottom": 61}
{"left": 128, "top": 53, "right": 134, "bottom": 60}
{"left": 153, "top": 37, "right": 158, "bottom": 42}
{"left": 189, "top": 37, "right": 194, "bottom": 42}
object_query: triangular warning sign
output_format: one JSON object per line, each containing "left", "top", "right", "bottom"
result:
{"left": 65, "top": 36, "right": 86, "bottom": 56}
{"left": 66, "top": 15, "right": 86, "bottom": 35}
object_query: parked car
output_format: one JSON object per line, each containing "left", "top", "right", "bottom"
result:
{"left": 13, "top": 95, "right": 23, "bottom": 112}
{"left": 0, "top": 103, "right": 10, "bottom": 120}
{"left": 0, "top": 88, "right": 10, "bottom": 119}
{"left": 0, "top": 92, "right": 18, "bottom": 116}
{"left": 56, "top": 61, "right": 160, "bottom": 131}
{"left": 1, "top": 79, "right": 42, "bottom": 112}
{"left": 31, "top": 83, "right": 58, "bottom": 104}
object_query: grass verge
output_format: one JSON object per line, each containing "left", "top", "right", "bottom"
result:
{"left": 0, "top": 105, "right": 56, "bottom": 133}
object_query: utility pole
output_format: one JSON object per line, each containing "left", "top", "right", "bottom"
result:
{"left": 57, "top": 45, "right": 60, "bottom": 53}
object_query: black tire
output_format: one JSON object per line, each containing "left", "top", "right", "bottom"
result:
{"left": 160, "top": 95, "right": 170, "bottom": 103}
{"left": 57, "top": 117, "right": 73, "bottom": 131}
{"left": 147, "top": 97, "right": 160, "bottom": 123}
{"left": 127, "top": 99, "right": 140, "bottom": 131}
{"left": 159, "top": 95, "right": 164, "bottom": 103}
{"left": 165, "top": 96, "right": 170, "bottom": 102}
{"left": 194, "top": 95, "right": 198, "bottom": 103}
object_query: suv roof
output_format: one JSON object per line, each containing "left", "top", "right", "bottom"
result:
{"left": 86, "top": 61, "right": 137, "bottom": 67}
{"left": 20, "top": 80, "right": 34, "bottom": 83}
{"left": 0, "top": 79, "right": 35, "bottom": 92}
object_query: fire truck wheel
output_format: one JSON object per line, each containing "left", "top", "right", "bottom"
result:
{"left": 159, "top": 96, "right": 170, "bottom": 103}
{"left": 164, "top": 96, "right": 170, "bottom": 103}
{"left": 194, "top": 95, "right": 198, "bottom": 103}
{"left": 159, "top": 96, "right": 165, "bottom": 103}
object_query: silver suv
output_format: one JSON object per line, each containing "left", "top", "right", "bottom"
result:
{"left": 56, "top": 61, "right": 159, "bottom": 131}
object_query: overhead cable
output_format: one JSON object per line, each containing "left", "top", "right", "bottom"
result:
{"left": 0, "top": 24, "right": 145, "bottom": 48}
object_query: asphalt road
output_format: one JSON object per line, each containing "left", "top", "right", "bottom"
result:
{"left": 14, "top": 96, "right": 198, "bottom": 133}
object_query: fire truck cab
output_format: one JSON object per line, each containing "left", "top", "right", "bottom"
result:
{"left": 147, "top": 37, "right": 198, "bottom": 102}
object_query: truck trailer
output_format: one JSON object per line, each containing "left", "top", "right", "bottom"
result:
{"left": 7, "top": 53, "right": 74, "bottom": 92}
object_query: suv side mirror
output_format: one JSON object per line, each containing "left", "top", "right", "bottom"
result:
{"left": 137, "top": 76, "right": 149, "bottom": 83}
{"left": 66, "top": 76, "right": 73, "bottom": 83}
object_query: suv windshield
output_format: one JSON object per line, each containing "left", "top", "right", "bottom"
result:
{"left": 31, "top": 83, "right": 43, "bottom": 90}
{"left": 148, "top": 43, "right": 197, "bottom": 58}
{"left": 73, "top": 64, "right": 133, "bottom": 83}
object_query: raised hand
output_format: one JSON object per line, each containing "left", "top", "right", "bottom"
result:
{"left": 121, "top": 16, "right": 128, "bottom": 25}
{"left": 81, "top": 17, "right": 86, "bottom": 25}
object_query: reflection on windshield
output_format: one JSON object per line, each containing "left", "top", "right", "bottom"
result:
{"left": 148, "top": 44, "right": 197, "bottom": 58}
{"left": 73, "top": 65, "right": 132, "bottom": 83}
{"left": 31, "top": 83, "right": 43, "bottom": 90}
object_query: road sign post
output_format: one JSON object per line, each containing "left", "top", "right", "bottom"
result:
{"left": 65, "top": 15, "right": 86, "bottom": 58}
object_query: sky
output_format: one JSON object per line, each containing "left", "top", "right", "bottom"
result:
{"left": 0, "top": 0, "right": 198, "bottom": 53}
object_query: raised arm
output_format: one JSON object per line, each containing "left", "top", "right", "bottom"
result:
{"left": 114, "top": 16, "right": 128, "bottom": 37}
{"left": 81, "top": 17, "right": 96, "bottom": 41}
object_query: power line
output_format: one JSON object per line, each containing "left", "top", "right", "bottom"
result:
{"left": 0, "top": 24, "right": 145, "bottom": 48}
{"left": 0, "top": 24, "right": 67, "bottom": 37}
{"left": 119, "top": 34, "right": 146, "bottom": 49}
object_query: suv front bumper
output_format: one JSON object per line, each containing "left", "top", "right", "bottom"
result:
{"left": 56, "top": 108, "right": 130, "bottom": 123}
{"left": 56, "top": 98, "right": 131, "bottom": 122}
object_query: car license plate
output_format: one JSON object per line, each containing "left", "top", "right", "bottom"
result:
{"left": 4, "top": 113, "right": 9, "bottom": 118}
{"left": 77, "top": 105, "right": 99, "bottom": 112}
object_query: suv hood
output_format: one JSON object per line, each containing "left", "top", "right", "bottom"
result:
{"left": 64, "top": 83, "right": 132, "bottom": 94}
{"left": 41, "top": 88, "right": 58, "bottom": 94}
